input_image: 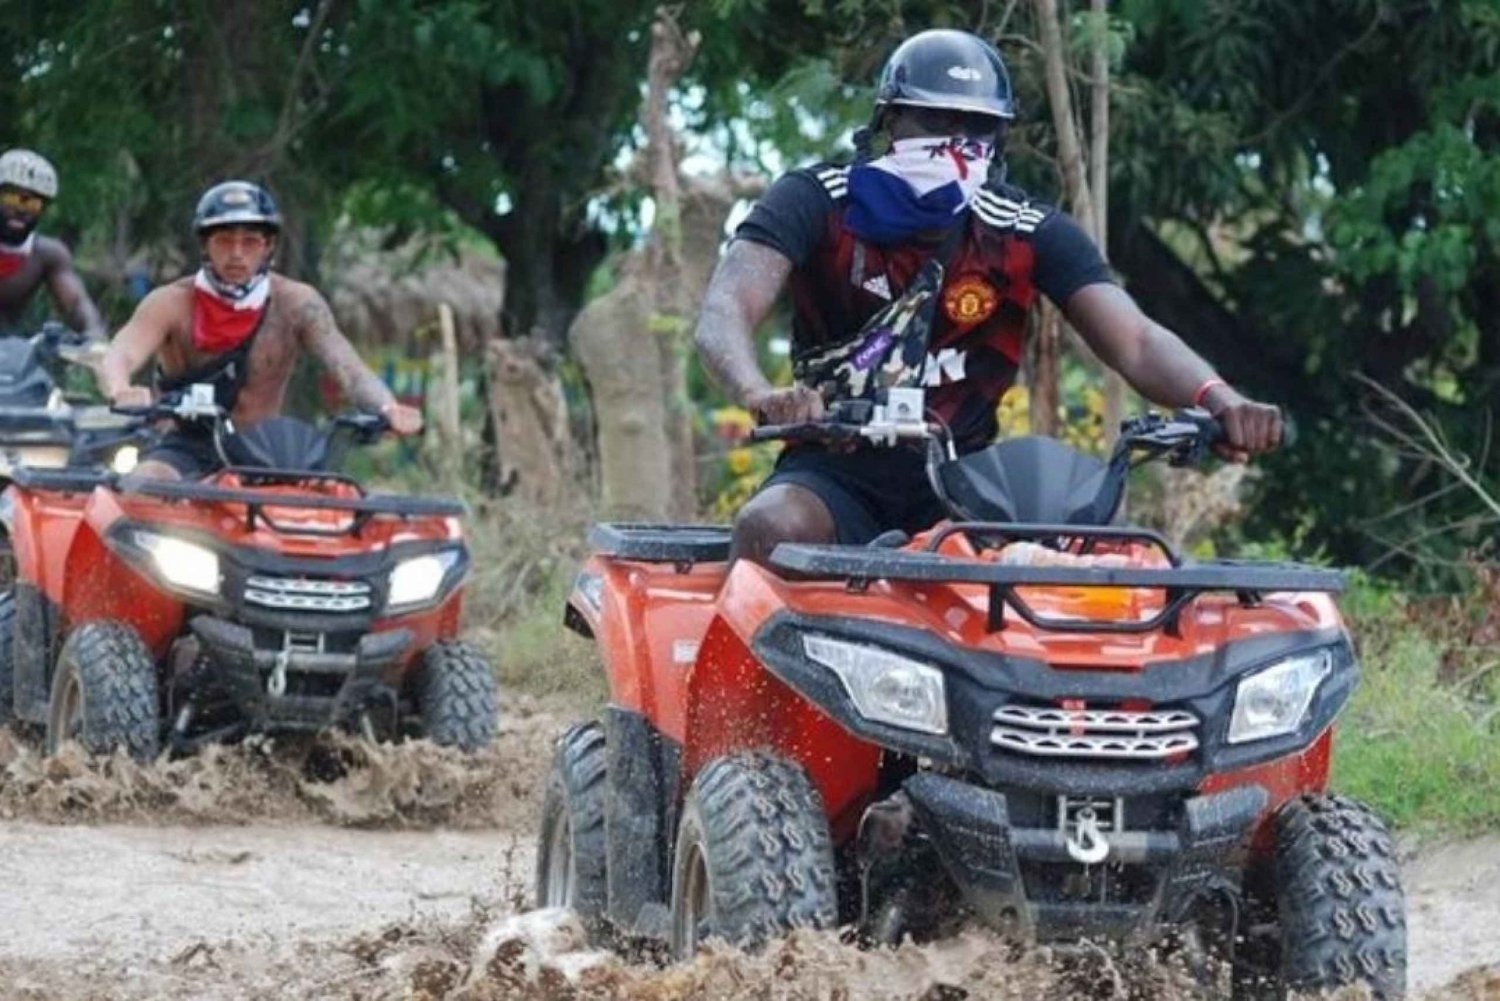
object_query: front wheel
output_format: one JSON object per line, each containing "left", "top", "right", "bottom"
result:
{"left": 1236, "top": 794, "right": 1407, "bottom": 1000}
{"left": 669, "top": 753, "right": 838, "bottom": 958}
{"left": 414, "top": 641, "right": 498, "bottom": 751}
{"left": 46, "top": 621, "right": 160, "bottom": 761}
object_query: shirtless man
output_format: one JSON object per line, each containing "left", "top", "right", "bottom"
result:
{"left": 100, "top": 180, "right": 422, "bottom": 479}
{"left": 0, "top": 148, "right": 106, "bottom": 341}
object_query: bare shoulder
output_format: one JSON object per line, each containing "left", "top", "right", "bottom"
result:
{"left": 33, "top": 235, "right": 75, "bottom": 269}
{"left": 274, "top": 275, "right": 334, "bottom": 326}
{"left": 138, "top": 278, "right": 193, "bottom": 311}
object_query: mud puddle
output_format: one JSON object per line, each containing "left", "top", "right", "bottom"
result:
{"left": 0, "top": 832, "right": 1495, "bottom": 1000}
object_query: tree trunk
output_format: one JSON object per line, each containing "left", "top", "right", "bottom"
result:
{"left": 485, "top": 336, "right": 573, "bottom": 507}
{"left": 573, "top": 7, "right": 702, "bottom": 521}
{"left": 642, "top": 9, "right": 702, "bottom": 518}
{"left": 570, "top": 265, "right": 675, "bottom": 518}
{"left": 1089, "top": 0, "right": 1127, "bottom": 445}
{"left": 1030, "top": 303, "right": 1063, "bottom": 436}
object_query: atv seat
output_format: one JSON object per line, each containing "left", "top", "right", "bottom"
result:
{"left": 588, "top": 523, "right": 732, "bottom": 564}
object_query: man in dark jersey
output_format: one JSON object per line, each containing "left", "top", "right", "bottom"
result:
{"left": 0, "top": 148, "right": 106, "bottom": 341}
{"left": 101, "top": 181, "right": 422, "bottom": 479}
{"left": 695, "top": 29, "right": 1282, "bottom": 563}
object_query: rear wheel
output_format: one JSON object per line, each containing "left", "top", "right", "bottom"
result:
{"left": 414, "top": 641, "right": 498, "bottom": 750}
{"left": 0, "top": 591, "right": 15, "bottom": 728}
{"left": 46, "top": 621, "right": 160, "bottom": 761}
{"left": 535, "top": 722, "right": 610, "bottom": 935}
{"left": 669, "top": 753, "right": 838, "bottom": 958}
{"left": 1235, "top": 794, "right": 1407, "bottom": 1000}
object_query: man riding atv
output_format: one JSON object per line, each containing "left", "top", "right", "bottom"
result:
{"left": 696, "top": 29, "right": 1283, "bottom": 563}
{"left": 0, "top": 148, "right": 107, "bottom": 343}
{"left": 100, "top": 180, "right": 423, "bottom": 477}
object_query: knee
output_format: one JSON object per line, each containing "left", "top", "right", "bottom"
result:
{"left": 730, "top": 486, "right": 834, "bottom": 565}
{"left": 123, "top": 460, "right": 183, "bottom": 483}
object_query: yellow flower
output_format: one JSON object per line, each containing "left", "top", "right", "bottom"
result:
{"left": 726, "top": 447, "right": 753, "bottom": 476}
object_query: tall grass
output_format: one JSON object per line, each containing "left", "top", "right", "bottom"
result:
{"left": 1334, "top": 575, "right": 1500, "bottom": 835}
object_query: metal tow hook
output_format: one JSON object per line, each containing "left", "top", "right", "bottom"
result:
{"left": 267, "top": 649, "right": 290, "bottom": 698}
{"left": 1066, "top": 806, "right": 1110, "bottom": 865}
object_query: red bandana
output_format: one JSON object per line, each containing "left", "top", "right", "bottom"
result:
{"left": 0, "top": 235, "right": 34, "bottom": 279}
{"left": 193, "top": 286, "right": 267, "bottom": 353}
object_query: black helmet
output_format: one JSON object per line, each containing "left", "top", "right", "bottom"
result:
{"left": 193, "top": 180, "right": 281, "bottom": 235}
{"left": 875, "top": 29, "right": 1016, "bottom": 120}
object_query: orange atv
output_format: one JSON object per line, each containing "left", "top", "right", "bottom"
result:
{"left": 541, "top": 389, "right": 1405, "bottom": 999}
{"left": 0, "top": 386, "right": 496, "bottom": 758}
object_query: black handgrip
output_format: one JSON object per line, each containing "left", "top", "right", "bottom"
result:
{"left": 748, "top": 422, "right": 862, "bottom": 444}
{"left": 334, "top": 411, "right": 391, "bottom": 443}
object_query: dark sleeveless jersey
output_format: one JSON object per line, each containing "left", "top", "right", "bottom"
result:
{"left": 736, "top": 164, "right": 1112, "bottom": 449}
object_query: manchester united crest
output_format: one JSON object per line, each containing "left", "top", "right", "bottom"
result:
{"left": 943, "top": 274, "right": 1000, "bottom": 327}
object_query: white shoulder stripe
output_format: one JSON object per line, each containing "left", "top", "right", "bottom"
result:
{"left": 977, "top": 192, "right": 1027, "bottom": 213}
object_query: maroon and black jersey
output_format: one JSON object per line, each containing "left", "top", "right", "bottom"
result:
{"left": 736, "top": 163, "right": 1112, "bottom": 448}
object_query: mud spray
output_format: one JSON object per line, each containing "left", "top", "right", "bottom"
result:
{"left": 1, "top": 696, "right": 1495, "bottom": 1000}
{"left": 0, "top": 694, "right": 559, "bottom": 829}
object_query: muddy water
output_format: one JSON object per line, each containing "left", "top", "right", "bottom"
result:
{"left": 0, "top": 698, "right": 1496, "bottom": 1001}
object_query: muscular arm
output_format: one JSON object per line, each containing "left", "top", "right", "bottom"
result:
{"left": 42, "top": 241, "right": 106, "bottom": 341}
{"left": 293, "top": 291, "right": 395, "bottom": 414}
{"left": 1062, "top": 284, "right": 1218, "bottom": 407}
{"left": 1062, "top": 282, "right": 1283, "bottom": 455}
{"left": 100, "top": 287, "right": 176, "bottom": 398}
{"left": 693, "top": 240, "right": 793, "bottom": 403}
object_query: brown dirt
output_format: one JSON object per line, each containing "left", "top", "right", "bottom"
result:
{"left": 0, "top": 696, "right": 1495, "bottom": 1000}
{"left": 0, "top": 693, "right": 561, "bottom": 830}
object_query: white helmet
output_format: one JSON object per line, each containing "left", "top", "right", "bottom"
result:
{"left": 0, "top": 149, "right": 59, "bottom": 199}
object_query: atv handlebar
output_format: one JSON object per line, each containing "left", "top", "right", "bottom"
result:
{"left": 111, "top": 393, "right": 393, "bottom": 443}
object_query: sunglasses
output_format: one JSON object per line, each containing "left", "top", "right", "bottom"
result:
{"left": 900, "top": 106, "right": 1006, "bottom": 141}
{"left": 0, "top": 189, "right": 46, "bottom": 214}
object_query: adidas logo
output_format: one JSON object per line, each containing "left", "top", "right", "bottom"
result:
{"left": 862, "top": 273, "right": 892, "bottom": 300}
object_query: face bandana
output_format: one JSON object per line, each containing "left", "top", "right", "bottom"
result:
{"left": 192, "top": 267, "right": 270, "bottom": 354}
{"left": 846, "top": 136, "right": 994, "bottom": 245}
{"left": 0, "top": 232, "right": 34, "bottom": 280}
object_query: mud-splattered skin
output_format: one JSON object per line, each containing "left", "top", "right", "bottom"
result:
{"left": 0, "top": 233, "right": 106, "bottom": 339}
{"left": 102, "top": 274, "right": 395, "bottom": 428}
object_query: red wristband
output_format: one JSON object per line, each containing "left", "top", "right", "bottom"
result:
{"left": 1192, "top": 378, "right": 1227, "bottom": 409}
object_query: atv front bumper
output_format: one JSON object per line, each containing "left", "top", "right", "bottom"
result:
{"left": 190, "top": 616, "right": 412, "bottom": 731}
{"left": 902, "top": 771, "right": 1267, "bottom": 942}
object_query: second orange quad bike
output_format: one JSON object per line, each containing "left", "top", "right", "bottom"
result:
{"left": 540, "top": 388, "right": 1406, "bottom": 999}
{"left": 0, "top": 386, "right": 497, "bottom": 757}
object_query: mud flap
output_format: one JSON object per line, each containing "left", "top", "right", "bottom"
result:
{"left": 12, "top": 582, "right": 58, "bottom": 724}
{"left": 603, "top": 706, "right": 681, "bottom": 936}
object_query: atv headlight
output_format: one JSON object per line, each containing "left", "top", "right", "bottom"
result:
{"left": 387, "top": 550, "right": 460, "bottom": 611}
{"left": 133, "top": 530, "right": 220, "bottom": 597}
{"left": 803, "top": 634, "right": 948, "bottom": 735}
{"left": 1228, "top": 649, "right": 1332, "bottom": 744}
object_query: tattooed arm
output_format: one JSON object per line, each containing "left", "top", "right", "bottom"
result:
{"left": 694, "top": 240, "right": 824, "bottom": 424}
{"left": 293, "top": 288, "right": 424, "bottom": 434}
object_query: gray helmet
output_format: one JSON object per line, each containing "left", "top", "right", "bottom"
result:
{"left": 875, "top": 29, "right": 1016, "bottom": 120}
{"left": 0, "top": 149, "right": 59, "bottom": 199}
{"left": 193, "top": 180, "right": 281, "bottom": 235}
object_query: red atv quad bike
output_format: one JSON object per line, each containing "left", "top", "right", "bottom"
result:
{"left": 540, "top": 388, "right": 1405, "bottom": 999}
{"left": 0, "top": 386, "right": 497, "bottom": 758}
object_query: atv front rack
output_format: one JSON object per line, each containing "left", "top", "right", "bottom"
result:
{"left": 120, "top": 477, "right": 467, "bottom": 536}
{"left": 770, "top": 523, "right": 1346, "bottom": 634}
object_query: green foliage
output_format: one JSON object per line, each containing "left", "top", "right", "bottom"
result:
{"left": 1335, "top": 575, "right": 1500, "bottom": 833}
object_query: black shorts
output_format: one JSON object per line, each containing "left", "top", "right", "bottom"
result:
{"left": 140, "top": 429, "right": 221, "bottom": 479}
{"left": 760, "top": 444, "right": 948, "bottom": 545}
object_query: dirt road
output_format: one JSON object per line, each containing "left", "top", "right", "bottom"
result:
{"left": 0, "top": 707, "right": 1496, "bottom": 1000}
